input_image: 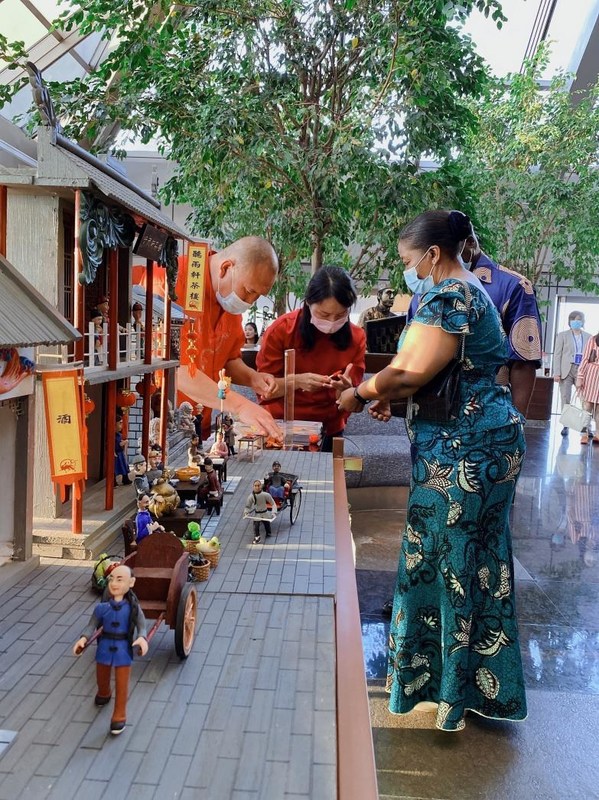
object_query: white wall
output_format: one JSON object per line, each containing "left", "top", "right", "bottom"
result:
{"left": 0, "top": 404, "right": 16, "bottom": 564}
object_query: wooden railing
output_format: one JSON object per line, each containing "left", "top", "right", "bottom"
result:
{"left": 333, "top": 443, "right": 379, "bottom": 800}
{"left": 84, "top": 322, "right": 169, "bottom": 371}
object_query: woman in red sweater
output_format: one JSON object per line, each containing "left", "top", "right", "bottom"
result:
{"left": 256, "top": 266, "right": 366, "bottom": 451}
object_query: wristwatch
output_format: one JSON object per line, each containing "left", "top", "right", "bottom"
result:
{"left": 353, "top": 387, "right": 369, "bottom": 405}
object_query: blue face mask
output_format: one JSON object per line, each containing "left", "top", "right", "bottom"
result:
{"left": 570, "top": 320, "right": 583, "bottom": 330}
{"left": 404, "top": 248, "right": 435, "bottom": 295}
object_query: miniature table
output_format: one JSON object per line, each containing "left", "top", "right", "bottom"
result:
{"left": 160, "top": 507, "right": 206, "bottom": 537}
{"left": 237, "top": 434, "right": 264, "bottom": 463}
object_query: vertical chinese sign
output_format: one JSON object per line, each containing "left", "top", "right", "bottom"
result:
{"left": 182, "top": 242, "right": 208, "bottom": 376}
{"left": 184, "top": 243, "right": 207, "bottom": 313}
{"left": 42, "top": 370, "right": 86, "bottom": 502}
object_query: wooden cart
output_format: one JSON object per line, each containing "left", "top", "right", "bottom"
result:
{"left": 121, "top": 531, "right": 198, "bottom": 659}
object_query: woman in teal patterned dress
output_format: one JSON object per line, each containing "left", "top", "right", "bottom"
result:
{"left": 338, "top": 210, "right": 527, "bottom": 731}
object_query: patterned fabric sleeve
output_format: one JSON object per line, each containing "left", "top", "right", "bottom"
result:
{"left": 411, "top": 281, "right": 472, "bottom": 337}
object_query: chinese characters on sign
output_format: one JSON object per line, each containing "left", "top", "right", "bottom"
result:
{"left": 133, "top": 224, "right": 168, "bottom": 262}
{"left": 184, "top": 243, "right": 208, "bottom": 313}
{"left": 42, "top": 370, "right": 86, "bottom": 498}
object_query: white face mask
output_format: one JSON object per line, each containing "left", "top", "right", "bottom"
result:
{"left": 457, "top": 241, "right": 472, "bottom": 270}
{"left": 216, "top": 266, "right": 252, "bottom": 315}
{"left": 310, "top": 310, "right": 349, "bottom": 335}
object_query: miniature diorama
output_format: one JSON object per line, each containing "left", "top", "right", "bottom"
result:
{"left": 73, "top": 564, "right": 149, "bottom": 736}
{"left": 131, "top": 454, "right": 152, "bottom": 499}
{"left": 188, "top": 434, "right": 203, "bottom": 465}
{"left": 135, "top": 493, "right": 165, "bottom": 545}
{"left": 221, "top": 415, "right": 236, "bottom": 455}
{"left": 209, "top": 430, "right": 229, "bottom": 459}
{"left": 176, "top": 400, "right": 196, "bottom": 433}
{"left": 90, "top": 308, "right": 105, "bottom": 365}
{"left": 148, "top": 476, "right": 181, "bottom": 520}
{"left": 197, "top": 457, "right": 224, "bottom": 514}
{"left": 263, "top": 463, "right": 303, "bottom": 524}
{"left": 114, "top": 418, "right": 132, "bottom": 487}
{"left": 358, "top": 286, "right": 397, "bottom": 328}
{"left": 244, "top": 479, "right": 277, "bottom": 544}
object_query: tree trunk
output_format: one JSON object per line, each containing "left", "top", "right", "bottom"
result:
{"left": 311, "top": 240, "right": 323, "bottom": 273}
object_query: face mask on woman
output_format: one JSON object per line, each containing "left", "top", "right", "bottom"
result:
{"left": 403, "top": 248, "right": 435, "bottom": 294}
{"left": 570, "top": 320, "right": 584, "bottom": 331}
{"left": 310, "top": 311, "right": 349, "bottom": 335}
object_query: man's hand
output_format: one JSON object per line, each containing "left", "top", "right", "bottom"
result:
{"left": 368, "top": 399, "right": 392, "bottom": 422}
{"left": 251, "top": 371, "right": 278, "bottom": 397}
{"left": 236, "top": 399, "right": 283, "bottom": 441}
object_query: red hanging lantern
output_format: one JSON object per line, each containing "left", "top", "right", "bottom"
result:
{"left": 116, "top": 389, "right": 138, "bottom": 408}
{"left": 83, "top": 394, "right": 95, "bottom": 417}
{"left": 135, "top": 380, "right": 158, "bottom": 396}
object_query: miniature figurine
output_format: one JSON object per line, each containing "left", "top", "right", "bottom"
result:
{"left": 193, "top": 404, "right": 204, "bottom": 441}
{"left": 73, "top": 564, "right": 148, "bottom": 735}
{"left": 245, "top": 479, "right": 275, "bottom": 544}
{"left": 147, "top": 448, "right": 163, "bottom": 483}
{"left": 197, "top": 457, "right": 222, "bottom": 509}
{"left": 357, "top": 287, "right": 397, "bottom": 329}
{"left": 98, "top": 294, "right": 125, "bottom": 333}
{"left": 188, "top": 434, "right": 203, "bottom": 466}
{"left": 222, "top": 414, "right": 236, "bottom": 455}
{"left": 265, "top": 461, "right": 291, "bottom": 502}
{"left": 209, "top": 431, "right": 229, "bottom": 459}
{"left": 177, "top": 401, "right": 196, "bottom": 433}
{"left": 135, "top": 493, "right": 164, "bottom": 544}
{"left": 114, "top": 418, "right": 132, "bottom": 487}
{"left": 131, "top": 301, "right": 144, "bottom": 330}
{"left": 90, "top": 308, "right": 104, "bottom": 365}
{"left": 131, "top": 454, "right": 151, "bottom": 499}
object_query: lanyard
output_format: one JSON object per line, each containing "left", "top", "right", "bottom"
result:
{"left": 571, "top": 331, "right": 583, "bottom": 356}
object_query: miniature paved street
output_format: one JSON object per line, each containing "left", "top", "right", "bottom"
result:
{"left": 0, "top": 451, "right": 338, "bottom": 799}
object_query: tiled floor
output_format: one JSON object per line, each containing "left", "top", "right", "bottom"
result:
{"left": 0, "top": 451, "right": 338, "bottom": 800}
{"left": 355, "top": 420, "right": 599, "bottom": 800}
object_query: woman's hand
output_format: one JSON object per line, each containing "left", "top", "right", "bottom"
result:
{"left": 297, "top": 373, "right": 333, "bottom": 392}
{"left": 251, "top": 371, "right": 277, "bottom": 397}
{"left": 337, "top": 387, "right": 365, "bottom": 413}
{"left": 329, "top": 364, "right": 354, "bottom": 397}
{"left": 368, "top": 400, "right": 392, "bottom": 422}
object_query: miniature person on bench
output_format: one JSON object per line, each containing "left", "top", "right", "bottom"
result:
{"left": 197, "top": 457, "right": 223, "bottom": 510}
{"left": 135, "top": 493, "right": 165, "bottom": 545}
{"left": 264, "top": 461, "right": 291, "bottom": 505}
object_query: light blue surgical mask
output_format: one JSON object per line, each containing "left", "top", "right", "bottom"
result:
{"left": 403, "top": 248, "right": 435, "bottom": 295}
{"left": 570, "top": 320, "right": 584, "bottom": 330}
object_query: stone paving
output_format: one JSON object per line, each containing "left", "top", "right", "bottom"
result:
{"left": 0, "top": 450, "right": 338, "bottom": 800}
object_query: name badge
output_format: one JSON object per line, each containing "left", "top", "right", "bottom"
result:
{"left": 574, "top": 353, "right": 582, "bottom": 365}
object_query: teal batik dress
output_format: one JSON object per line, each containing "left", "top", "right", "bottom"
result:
{"left": 387, "top": 278, "right": 527, "bottom": 731}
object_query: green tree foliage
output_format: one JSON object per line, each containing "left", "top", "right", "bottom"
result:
{"left": 450, "top": 45, "right": 599, "bottom": 293}
{"left": 2, "top": 0, "right": 506, "bottom": 296}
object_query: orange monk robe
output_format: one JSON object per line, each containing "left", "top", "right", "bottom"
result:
{"left": 132, "top": 257, "right": 244, "bottom": 439}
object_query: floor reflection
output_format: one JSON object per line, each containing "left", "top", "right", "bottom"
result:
{"left": 355, "top": 418, "right": 599, "bottom": 696}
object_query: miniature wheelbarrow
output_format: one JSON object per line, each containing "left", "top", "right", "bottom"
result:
{"left": 83, "top": 532, "right": 198, "bottom": 659}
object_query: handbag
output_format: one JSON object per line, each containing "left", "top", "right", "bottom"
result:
{"left": 559, "top": 396, "right": 591, "bottom": 432}
{"left": 407, "top": 281, "right": 471, "bottom": 423}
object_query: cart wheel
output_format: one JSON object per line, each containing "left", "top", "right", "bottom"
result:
{"left": 174, "top": 583, "right": 198, "bottom": 659}
{"left": 289, "top": 487, "right": 302, "bottom": 525}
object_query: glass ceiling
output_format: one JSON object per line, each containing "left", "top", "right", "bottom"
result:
{"left": 0, "top": 0, "right": 596, "bottom": 129}
{"left": 0, "top": 0, "right": 114, "bottom": 122}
